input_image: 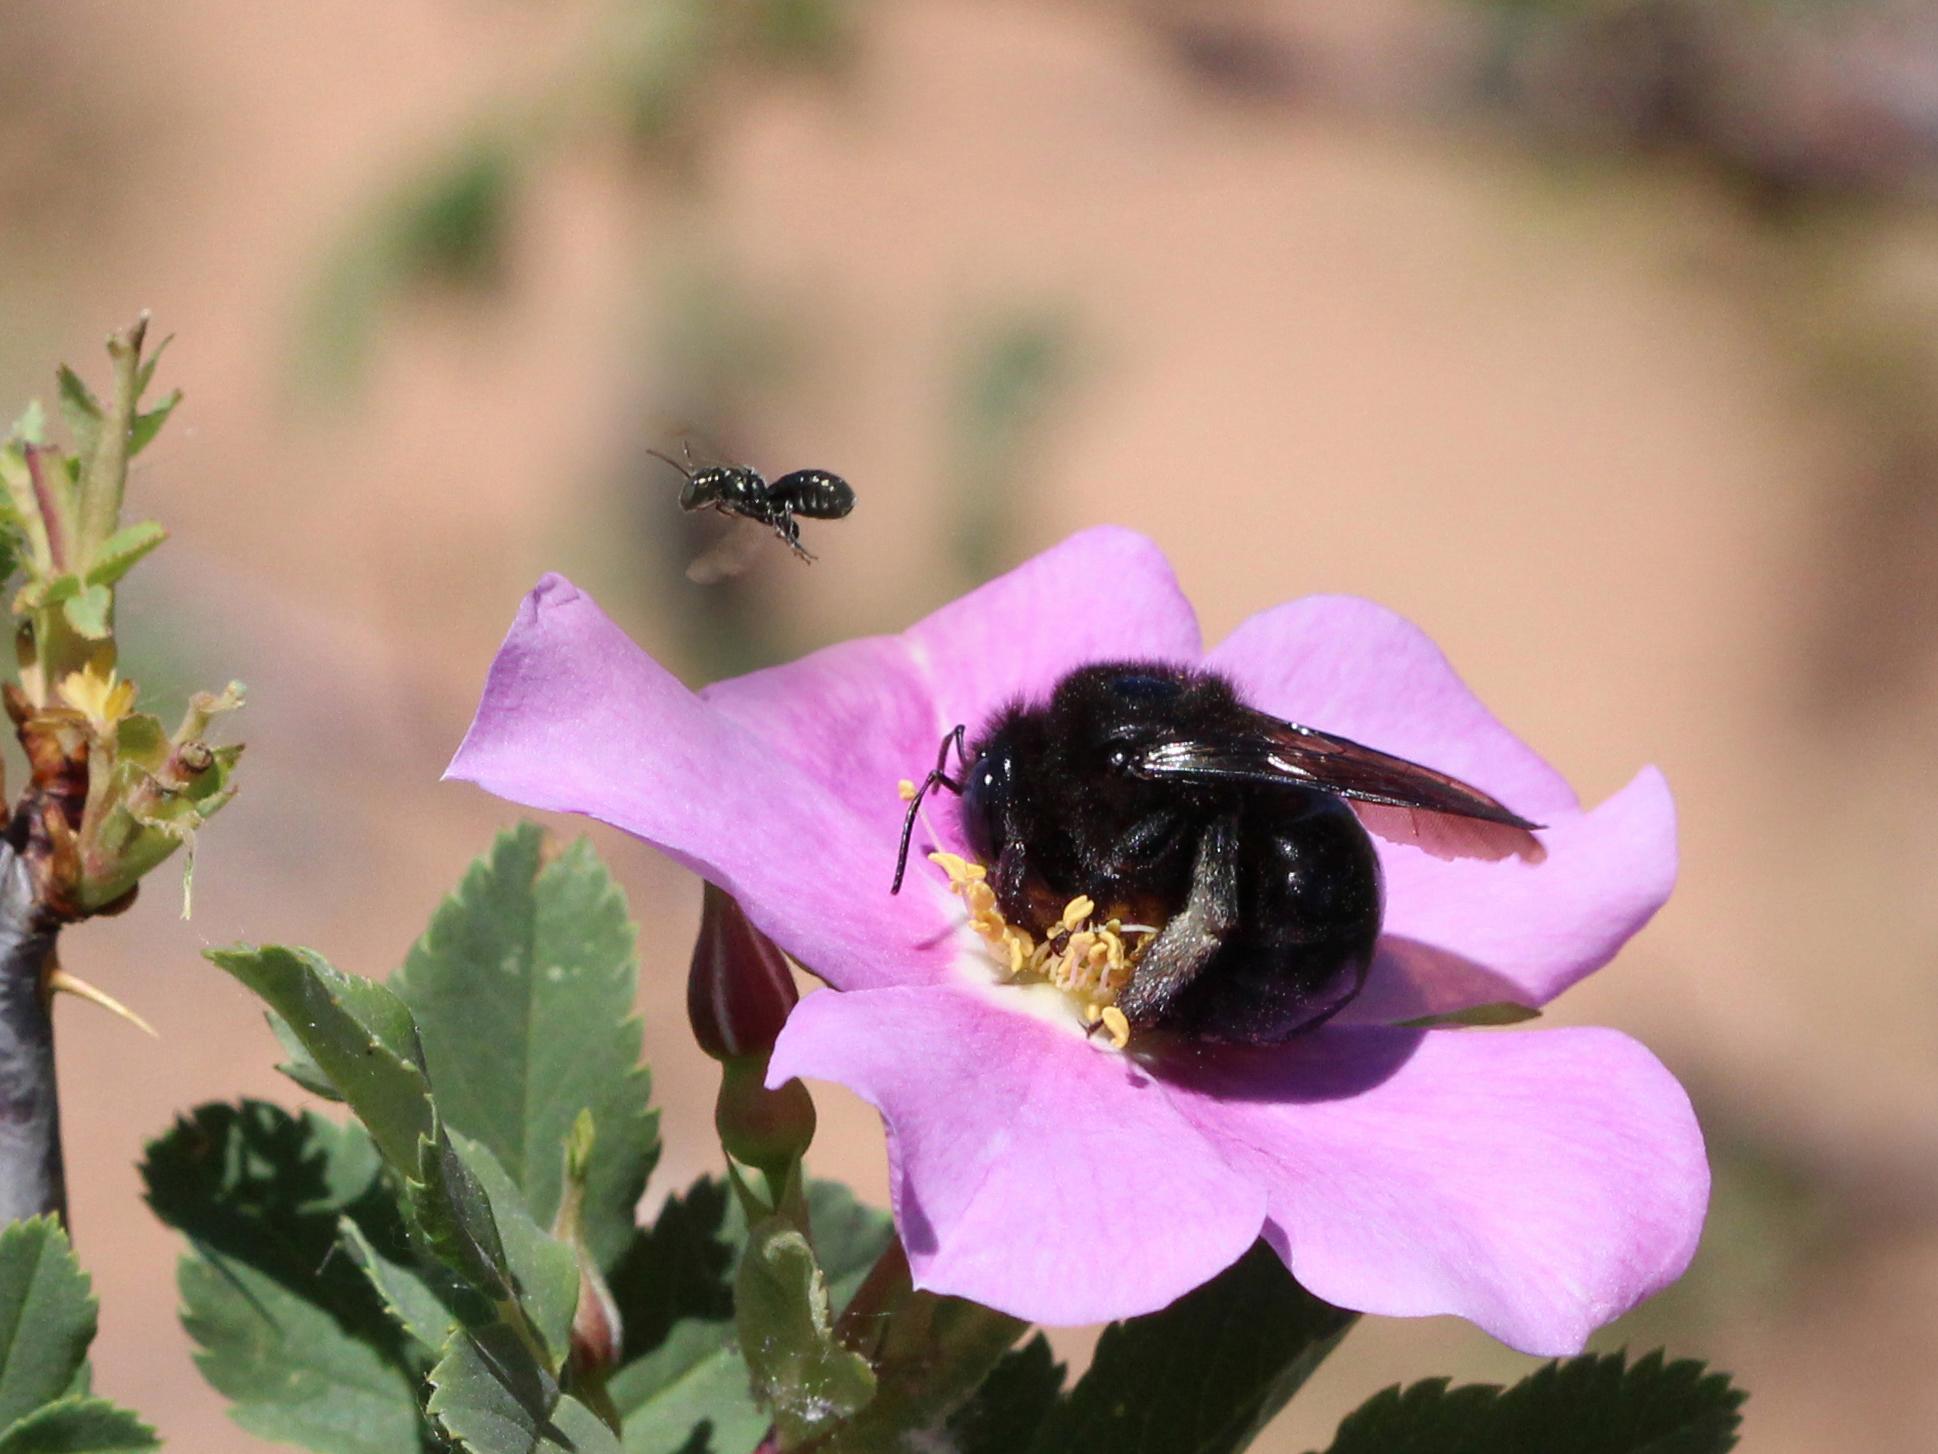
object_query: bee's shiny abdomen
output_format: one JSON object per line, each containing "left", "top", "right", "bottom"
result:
{"left": 773, "top": 469, "right": 855, "bottom": 520}
{"left": 1167, "top": 792, "right": 1383, "bottom": 1043}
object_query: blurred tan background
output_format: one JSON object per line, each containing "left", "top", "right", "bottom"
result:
{"left": 4, "top": 1, "right": 1936, "bottom": 1449}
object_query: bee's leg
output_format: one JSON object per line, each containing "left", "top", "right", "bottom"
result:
{"left": 772, "top": 511, "right": 816, "bottom": 562}
{"left": 993, "top": 840, "right": 1025, "bottom": 907}
{"left": 991, "top": 839, "right": 1034, "bottom": 921}
{"left": 988, "top": 839, "right": 1062, "bottom": 930}
{"left": 1115, "top": 814, "right": 1241, "bottom": 1027}
{"left": 889, "top": 744, "right": 967, "bottom": 894}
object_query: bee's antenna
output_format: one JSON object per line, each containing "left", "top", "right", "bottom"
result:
{"left": 891, "top": 725, "right": 969, "bottom": 893}
{"left": 645, "top": 447, "right": 695, "bottom": 481}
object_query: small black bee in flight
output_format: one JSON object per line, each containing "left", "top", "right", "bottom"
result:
{"left": 893, "top": 662, "right": 1544, "bottom": 1045}
{"left": 649, "top": 446, "right": 854, "bottom": 578}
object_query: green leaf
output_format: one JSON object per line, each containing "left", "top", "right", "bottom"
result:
{"left": 178, "top": 1255, "right": 422, "bottom": 1454}
{"left": 426, "top": 1323, "right": 620, "bottom": 1454}
{"left": 1308, "top": 1350, "right": 1745, "bottom": 1454}
{"left": 127, "top": 391, "right": 180, "bottom": 458}
{"left": 606, "top": 1179, "right": 738, "bottom": 1363}
{"left": 14, "top": 573, "right": 81, "bottom": 612}
{"left": 148, "top": 1101, "right": 567, "bottom": 1439}
{"left": 132, "top": 335, "right": 171, "bottom": 400}
{"left": 611, "top": 1321, "right": 765, "bottom": 1454}
{"left": 0, "top": 1225, "right": 146, "bottom": 1453}
{"left": 142, "top": 1102, "right": 395, "bottom": 1278}
{"left": 206, "top": 946, "right": 432, "bottom": 1171}
{"left": 1395, "top": 1002, "right": 1542, "bottom": 1030}
{"left": 267, "top": 1012, "right": 343, "bottom": 1100}
{"left": 947, "top": 1335, "right": 1064, "bottom": 1454}
{"left": 608, "top": 1178, "right": 886, "bottom": 1363}
{"left": 392, "top": 826, "right": 657, "bottom": 1268}
{"left": 60, "top": 586, "right": 111, "bottom": 641}
{"left": 407, "top": 1126, "right": 515, "bottom": 1310}
{"left": 339, "top": 1219, "right": 467, "bottom": 1356}
{"left": 1030, "top": 1241, "right": 1356, "bottom": 1454}
{"left": 83, "top": 522, "right": 166, "bottom": 589}
{"left": 141, "top": 1102, "right": 425, "bottom": 1454}
{"left": 802, "top": 1180, "right": 893, "bottom": 1312}
{"left": 0, "top": 1219, "right": 98, "bottom": 1431}
{"left": 606, "top": 1179, "right": 887, "bottom": 1453}
{"left": 12, "top": 401, "right": 48, "bottom": 446}
{"left": 54, "top": 368, "right": 103, "bottom": 462}
{"left": 734, "top": 1216, "right": 875, "bottom": 1446}
{"left": 108, "top": 713, "right": 168, "bottom": 772}
{"left": 449, "top": 1133, "right": 580, "bottom": 1363}
{"left": 0, "top": 1397, "right": 157, "bottom": 1453}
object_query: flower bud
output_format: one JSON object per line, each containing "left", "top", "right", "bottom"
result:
{"left": 568, "top": 1253, "right": 624, "bottom": 1378}
{"left": 716, "top": 1056, "right": 817, "bottom": 1176}
{"left": 687, "top": 882, "right": 799, "bottom": 1062}
{"left": 688, "top": 884, "right": 816, "bottom": 1198}
{"left": 551, "top": 1111, "right": 624, "bottom": 1378}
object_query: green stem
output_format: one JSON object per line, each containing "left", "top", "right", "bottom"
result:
{"left": 74, "top": 316, "right": 145, "bottom": 566}
{"left": 808, "top": 1236, "right": 1027, "bottom": 1453}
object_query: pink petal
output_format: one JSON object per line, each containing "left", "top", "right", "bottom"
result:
{"left": 702, "top": 634, "right": 942, "bottom": 874}
{"left": 901, "top": 525, "right": 1202, "bottom": 733}
{"left": 1209, "top": 597, "right": 1676, "bottom": 1019}
{"left": 1208, "top": 596, "right": 1576, "bottom": 818}
{"left": 704, "top": 524, "right": 1201, "bottom": 878}
{"left": 1347, "top": 768, "right": 1678, "bottom": 1022}
{"left": 768, "top": 986, "right": 1267, "bottom": 1324}
{"left": 1164, "top": 1024, "right": 1709, "bottom": 1355}
{"left": 445, "top": 575, "right": 954, "bottom": 990}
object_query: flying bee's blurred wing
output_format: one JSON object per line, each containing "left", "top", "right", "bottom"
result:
{"left": 647, "top": 419, "right": 740, "bottom": 468}
{"left": 684, "top": 519, "right": 769, "bottom": 584}
{"left": 1128, "top": 715, "right": 1546, "bottom": 863}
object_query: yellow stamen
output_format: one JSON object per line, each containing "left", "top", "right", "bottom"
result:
{"left": 1099, "top": 1006, "right": 1131, "bottom": 1050}
{"left": 928, "top": 851, "right": 985, "bottom": 882}
{"left": 897, "top": 778, "right": 918, "bottom": 801}
{"left": 923, "top": 849, "right": 1151, "bottom": 1046}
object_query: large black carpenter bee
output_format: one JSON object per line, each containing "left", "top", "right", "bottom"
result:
{"left": 649, "top": 446, "right": 854, "bottom": 578}
{"left": 892, "top": 662, "right": 1544, "bottom": 1044}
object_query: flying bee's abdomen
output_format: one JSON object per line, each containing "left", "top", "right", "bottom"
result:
{"left": 774, "top": 469, "right": 856, "bottom": 519}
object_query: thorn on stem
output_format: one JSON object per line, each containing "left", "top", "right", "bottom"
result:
{"left": 45, "top": 964, "right": 158, "bottom": 1038}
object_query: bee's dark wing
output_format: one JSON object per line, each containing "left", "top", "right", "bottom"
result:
{"left": 1128, "top": 716, "right": 1547, "bottom": 863}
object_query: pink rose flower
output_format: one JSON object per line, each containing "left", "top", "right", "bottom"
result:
{"left": 448, "top": 527, "right": 1706, "bottom": 1355}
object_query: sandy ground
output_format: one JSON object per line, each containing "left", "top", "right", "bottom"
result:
{"left": 3, "top": 1, "right": 1934, "bottom": 1449}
